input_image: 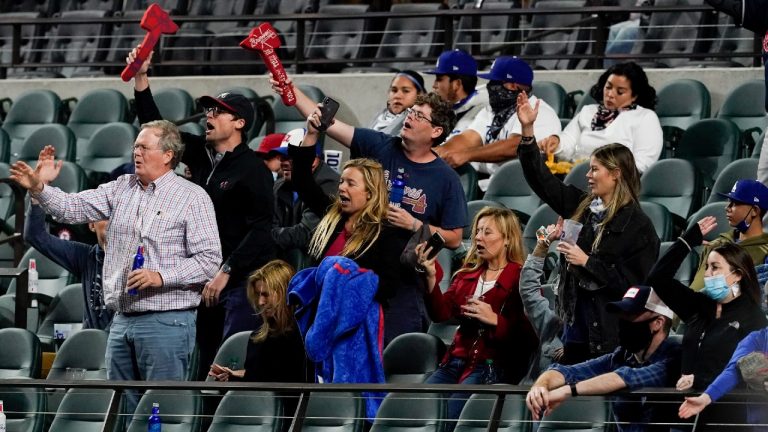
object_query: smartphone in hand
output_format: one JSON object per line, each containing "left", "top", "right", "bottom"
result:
{"left": 425, "top": 231, "right": 446, "bottom": 260}
{"left": 317, "top": 97, "right": 340, "bottom": 132}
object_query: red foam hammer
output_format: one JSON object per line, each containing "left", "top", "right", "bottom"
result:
{"left": 240, "top": 23, "right": 296, "bottom": 106}
{"left": 121, "top": 3, "right": 179, "bottom": 82}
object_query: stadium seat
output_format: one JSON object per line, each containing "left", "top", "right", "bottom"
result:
{"left": 631, "top": 0, "right": 710, "bottom": 68}
{"left": 0, "top": 327, "right": 41, "bottom": 378}
{"left": 674, "top": 118, "right": 741, "bottom": 190}
{"left": 371, "top": 3, "right": 445, "bottom": 71}
{"left": 571, "top": 91, "right": 597, "bottom": 118}
{"left": 535, "top": 81, "right": 568, "bottom": 119}
{"left": 46, "top": 329, "right": 108, "bottom": 416}
{"left": 208, "top": 28, "right": 269, "bottom": 76}
{"left": 640, "top": 158, "right": 700, "bottom": 220}
{"left": 454, "top": 2, "right": 517, "bottom": 56}
{"left": 3, "top": 90, "right": 64, "bottom": 159}
{"left": 0, "top": 128, "right": 11, "bottom": 163}
{"left": 38, "top": 10, "right": 112, "bottom": 78}
{"left": 14, "top": 124, "right": 76, "bottom": 165}
{"left": 427, "top": 318, "right": 459, "bottom": 347}
{"left": 78, "top": 122, "right": 137, "bottom": 178}
{"left": 701, "top": 14, "right": 757, "bottom": 67}
{"left": 639, "top": 201, "right": 675, "bottom": 242}
{"left": 0, "top": 162, "right": 16, "bottom": 222}
{"left": 48, "top": 388, "right": 116, "bottom": 432}
{"left": 370, "top": 392, "right": 445, "bottom": 432}
{"left": 521, "top": 0, "right": 589, "bottom": 70}
{"left": 753, "top": 130, "right": 765, "bottom": 159}
{"left": 208, "top": 391, "right": 284, "bottom": 432}
{"left": 463, "top": 200, "right": 506, "bottom": 242}
{"left": 158, "top": 27, "right": 213, "bottom": 76}
{"left": 659, "top": 241, "right": 699, "bottom": 286}
{"left": 126, "top": 389, "right": 202, "bottom": 432}
{"left": 272, "top": 84, "right": 326, "bottom": 135}
{"left": 183, "top": 0, "right": 255, "bottom": 34}
{"left": 0, "top": 387, "right": 45, "bottom": 432}
{"left": 686, "top": 202, "right": 730, "bottom": 243}
{"left": 383, "top": 332, "right": 445, "bottom": 384}
{"left": 522, "top": 204, "right": 559, "bottom": 253}
{"left": 305, "top": 5, "right": 371, "bottom": 73}
{"left": 1, "top": 0, "right": 59, "bottom": 15}
{"left": 483, "top": 160, "right": 541, "bottom": 224}
{"left": 6, "top": 248, "right": 72, "bottom": 304}
{"left": 0, "top": 12, "right": 44, "bottom": 77}
{"left": 103, "top": 9, "right": 146, "bottom": 73}
{"left": 36, "top": 283, "right": 85, "bottom": 352}
{"left": 259, "top": 0, "right": 309, "bottom": 60}
{"left": 655, "top": 79, "right": 711, "bottom": 157}
{"left": 67, "top": 89, "right": 130, "bottom": 157}
{"left": 454, "top": 394, "right": 529, "bottom": 432}
{"left": 707, "top": 158, "right": 758, "bottom": 205}
{"left": 49, "top": 161, "right": 89, "bottom": 196}
{"left": 302, "top": 392, "right": 364, "bottom": 432}
{"left": 122, "top": 0, "right": 189, "bottom": 13}
{"left": 456, "top": 164, "right": 479, "bottom": 202}
{"left": 563, "top": 160, "right": 589, "bottom": 192}
{"left": 537, "top": 396, "right": 608, "bottom": 432}
{"left": 717, "top": 79, "right": 768, "bottom": 155}
{"left": 205, "top": 330, "right": 251, "bottom": 382}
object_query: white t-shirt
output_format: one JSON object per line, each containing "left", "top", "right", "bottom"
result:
{"left": 468, "top": 95, "right": 561, "bottom": 175}
{"left": 447, "top": 88, "right": 489, "bottom": 141}
{"left": 555, "top": 104, "right": 663, "bottom": 173}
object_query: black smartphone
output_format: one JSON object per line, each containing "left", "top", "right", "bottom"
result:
{"left": 317, "top": 97, "right": 340, "bottom": 132}
{"left": 425, "top": 231, "right": 445, "bottom": 260}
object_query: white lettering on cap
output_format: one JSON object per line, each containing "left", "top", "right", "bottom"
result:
{"left": 452, "top": 65, "right": 459, "bottom": 71}
{"left": 624, "top": 287, "right": 639, "bottom": 299}
{"left": 731, "top": 182, "right": 738, "bottom": 192}
{"left": 507, "top": 74, "right": 513, "bottom": 79}
{"left": 218, "top": 92, "right": 230, "bottom": 99}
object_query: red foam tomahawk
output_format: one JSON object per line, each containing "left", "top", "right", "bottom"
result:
{"left": 121, "top": 3, "right": 179, "bottom": 82}
{"left": 240, "top": 23, "right": 296, "bottom": 106}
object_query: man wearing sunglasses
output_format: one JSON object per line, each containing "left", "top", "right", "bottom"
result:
{"left": 127, "top": 47, "right": 276, "bottom": 380}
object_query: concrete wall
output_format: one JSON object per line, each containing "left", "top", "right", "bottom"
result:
{"left": 0, "top": 67, "right": 762, "bottom": 159}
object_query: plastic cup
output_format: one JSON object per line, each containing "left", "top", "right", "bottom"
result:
{"left": 561, "top": 219, "right": 583, "bottom": 245}
{"left": 66, "top": 367, "right": 86, "bottom": 381}
{"left": 465, "top": 294, "right": 486, "bottom": 305}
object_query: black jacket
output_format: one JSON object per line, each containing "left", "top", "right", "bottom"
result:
{"left": 646, "top": 225, "right": 768, "bottom": 390}
{"left": 519, "top": 143, "right": 660, "bottom": 356}
{"left": 135, "top": 87, "right": 275, "bottom": 282}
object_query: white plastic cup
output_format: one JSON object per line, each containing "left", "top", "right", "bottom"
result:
{"left": 561, "top": 219, "right": 583, "bottom": 245}
{"left": 324, "top": 150, "right": 343, "bottom": 173}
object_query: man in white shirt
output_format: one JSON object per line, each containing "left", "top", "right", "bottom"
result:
{"left": 424, "top": 49, "right": 488, "bottom": 141}
{"left": 436, "top": 56, "right": 561, "bottom": 189}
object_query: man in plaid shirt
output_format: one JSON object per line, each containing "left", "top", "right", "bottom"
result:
{"left": 10, "top": 120, "right": 221, "bottom": 387}
{"left": 526, "top": 286, "right": 681, "bottom": 432}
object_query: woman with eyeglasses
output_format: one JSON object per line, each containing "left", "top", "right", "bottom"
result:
{"left": 368, "top": 70, "right": 427, "bottom": 136}
{"left": 647, "top": 219, "right": 767, "bottom": 431}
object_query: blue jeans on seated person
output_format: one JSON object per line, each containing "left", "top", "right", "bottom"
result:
{"left": 424, "top": 356, "right": 492, "bottom": 422}
{"left": 106, "top": 310, "right": 196, "bottom": 413}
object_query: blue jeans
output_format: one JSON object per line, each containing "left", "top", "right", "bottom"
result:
{"left": 106, "top": 310, "right": 196, "bottom": 412}
{"left": 424, "top": 356, "right": 487, "bottom": 422}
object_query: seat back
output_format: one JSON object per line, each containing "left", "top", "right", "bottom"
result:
{"left": 3, "top": 89, "right": 63, "bottom": 159}
{"left": 454, "top": 2, "right": 517, "bottom": 55}
{"left": 68, "top": 89, "right": 129, "bottom": 157}
{"left": 0, "top": 12, "right": 44, "bottom": 76}
{"left": 208, "top": 28, "right": 269, "bottom": 76}
{"left": 370, "top": 392, "right": 444, "bottom": 432}
{"left": 456, "top": 164, "right": 479, "bottom": 202}
{"left": 535, "top": 81, "right": 568, "bottom": 119}
{"left": 78, "top": 122, "right": 137, "bottom": 175}
{"left": 639, "top": 201, "right": 674, "bottom": 242}
{"left": 383, "top": 333, "right": 445, "bottom": 384}
{"left": 427, "top": 319, "right": 459, "bottom": 347}
{"left": 48, "top": 388, "right": 115, "bottom": 432}
{"left": 483, "top": 160, "right": 540, "bottom": 222}
{"left": 522, "top": 204, "right": 559, "bottom": 252}
{"left": 0, "top": 328, "right": 41, "bottom": 378}
{"left": 126, "top": 389, "right": 202, "bottom": 432}
{"left": 520, "top": 0, "right": 588, "bottom": 70}
{"left": 0, "top": 162, "right": 16, "bottom": 221}
{"left": 659, "top": 242, "right": 699, "bottom": 286}
{"left": 640, "top": 158, "right": 700, "bottom": 219}
{"left": 0, "top": 387, "right": 45, "bottom": 432}
{"left": 50, "top": 161, "right": 88, "bottom": 194}
{"left": 48, "top": 329, "right": 108, "bottom": 380}
{"left": 717, "top": 79, "right": 768, "bottom": 135}
{"left": 40, "top": 10, "right": 112, "bottom": 77}
{"left": 205, "top": 330, "right": 251, "bottom": 382}
{"left": 36, "top": 283, "right": 84, "bottom": 351}
{"left": 208, "top": 390, "right": 284, "bottom": 432}
{"left": 537, "top": 396, "right": 608, "bottom": 432}
{"left": 372, "top": 3, "right": 445, "bottom": 71}
{"left": 303, "top": 392, "right": 364, "bottom": 432}
{"left": 305, "top": 5, "right": 370, "bottom": 73}
{"left": 686, "top": 202, "right": 730, "bottom": 243}
{"left": 7, "top": 248, "right": 71, "bottom": 300}
{"left": 707, "top": 158, "right": 758, "bottom": 204}
{"left": 455, "top": 394, "right": 529, "bottom": 432}
{"left": 272, "top": 85, "right": 326, "bottom": 135}
{"left": 463, "top": 200, "right": 506, "bottom": 241}
{"left": 631, "top": 0, "right": 709, "bottom": 68}
{"left": 562, "top": 160, "right": 589, "bottom": 192}
{"left": 675, "top": 118, "right": 742, "bottom": 189}
{"left": 15, "top": 124, "right": 76, "bottom": 165}
{"left": 150, "top": 87, "right": 195, "bottom": 122}
{"left": 656, "top": 79, "right": 711, "bottom": 132}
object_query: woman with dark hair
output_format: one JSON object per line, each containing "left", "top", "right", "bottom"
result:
{"left": 538, "top": 61, "right": 662, "bottom": 172}
{"left": 647, "top": 217, "right": 767, "bottom": 431}
{"left": 517, "top": 91, "right": 660, "bottom": 363}
{"left": 368, "top": 70, "right": 427, "bottom": 136}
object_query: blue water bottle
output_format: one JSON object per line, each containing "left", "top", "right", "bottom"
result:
{"left": 389, "top": 168, "right": 406, "bottom": 207}
{"left": 128, "top": 245, "right": 145, "bottom": 296}
{"left": 148, "top": 402, "right": 161, "bottom": 432}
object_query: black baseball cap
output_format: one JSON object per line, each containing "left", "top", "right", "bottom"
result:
{"left": 199, "top": 92, "right": 255, "bottom": 131}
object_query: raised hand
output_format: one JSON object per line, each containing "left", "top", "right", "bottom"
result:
{"left": 516, "top": 91, "right": 540, "bottom": 129}
{"left": 36, "top": 145, "right": 63, "bottom": 185}
{"left": 696, "top": 216, "right": 717, "bottom": 238}
{"left": 9, "top": 160, "right": 43, "bottom": 193}
{"left": 126, "top": 44, "right": 154, "bottom": 77}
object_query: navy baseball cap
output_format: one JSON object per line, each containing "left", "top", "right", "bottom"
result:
{"left": 199, "top": 92, "right": 255, "bottom": 132}
{"left": 477, "top": 56, "right": 533, "bottom": 86}
{"left": 606, "top": 286, "right": 674, "bottom": 319}
{"left": 424, "top": 49, "right": 477, "bottom": 76}
{"left": 717, "top": 179, "right": 768, "bottom": 211}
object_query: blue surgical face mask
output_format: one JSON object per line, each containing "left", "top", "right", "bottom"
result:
{"left": 702, "top": 271, "right": 735, "bottom": 302}
{"left": 734, "top": 207, "right": 754, "bottom": 234}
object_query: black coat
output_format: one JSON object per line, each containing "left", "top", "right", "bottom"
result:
{"left": 518, "top": 143, "right": 660, "bottom": 356}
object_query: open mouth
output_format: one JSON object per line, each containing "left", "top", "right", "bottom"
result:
{"left": 339, "top": 195, "right": 351, "bottom": 205}
{"left": 403, "top": 120, "right": 413, "bottom": 130}
{"left": 205, "top": 122, "right": 214, "bottom": 134}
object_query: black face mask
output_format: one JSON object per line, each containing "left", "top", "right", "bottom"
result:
{"left": 487, "top": 81, "right": 520, "bottom": 114}
{"left": 618, "top": 318, "right": 656, "bottom": 353}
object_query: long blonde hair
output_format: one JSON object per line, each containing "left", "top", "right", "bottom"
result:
{"left": 308, "top": 158, "right": 388, "bottom": 259}
{"left": 246, "top": 260, "right": 296, "bottom": 343}
{"left": 459, "top": 207, "right": 525, "bottom": 274}
{"left": 572, "top": 143, "right": 641, "bottom": 250}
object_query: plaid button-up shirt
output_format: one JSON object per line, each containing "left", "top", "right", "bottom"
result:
{"left": 36, "top": 170, "right": 221, "bottom": 313}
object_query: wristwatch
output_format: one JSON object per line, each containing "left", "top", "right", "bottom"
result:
{"left": 220, "top": 263, "right": 232, "bottom": 274}
{"left": 520, "top": 135, "right": 536, "bottom": 145}
{"left": 569, "top": 382, "right": 579, "bottom": 397}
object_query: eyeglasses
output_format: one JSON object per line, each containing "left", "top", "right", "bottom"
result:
{"left": 204, "top": 106, "right": 237, "bottom": 118}
{"left": 405, "top": 107, "right": 436, "bottom": 126}
{"left": 133, "top": 144, "right": 164, "bottom": 154}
